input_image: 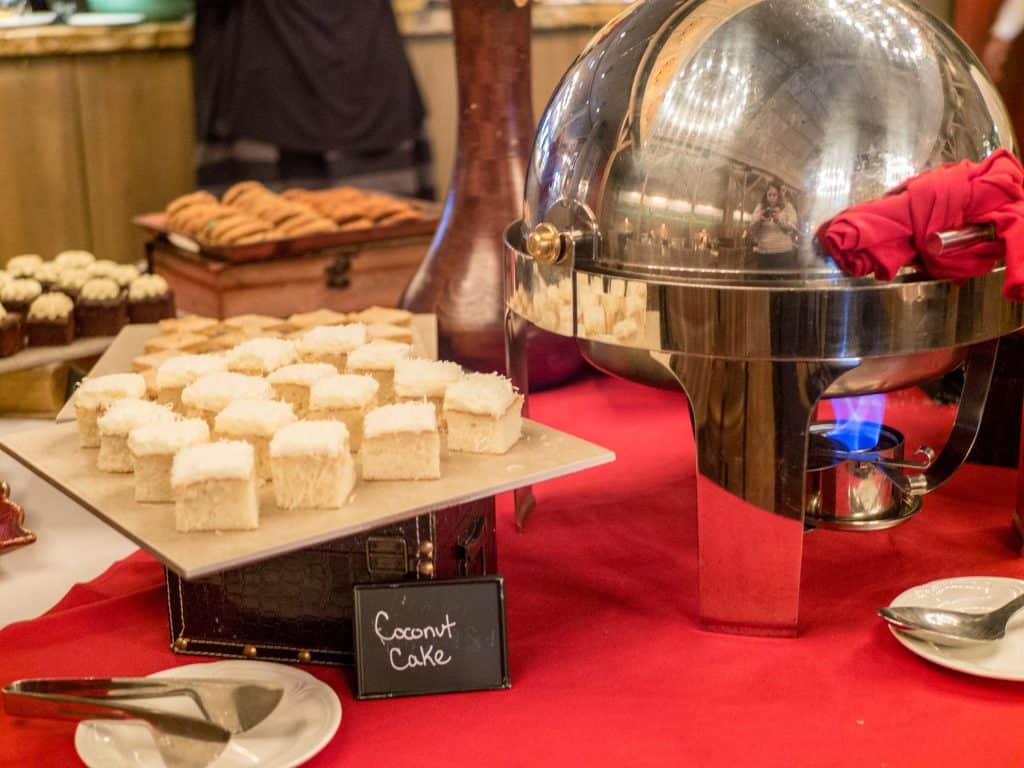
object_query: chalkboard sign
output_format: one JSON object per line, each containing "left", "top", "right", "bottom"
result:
{"left": 353, "top": 577, "right": 510, "bottom": 699}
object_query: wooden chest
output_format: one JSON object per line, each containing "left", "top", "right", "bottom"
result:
{"left": 148, "top": 236, "right": 430, "bottom": 318}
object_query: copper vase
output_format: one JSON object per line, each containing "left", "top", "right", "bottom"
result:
{"left": 399, "top": 0, "right": 582, "bottom": 388}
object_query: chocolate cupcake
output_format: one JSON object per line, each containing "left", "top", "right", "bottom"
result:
{"left": 55, "top": 268, "right": 90, "bottom": 301}
{"left": 0, "top": 303, "right": 24, "bottom": 358}
{"left": 26, "top": 292, "right": 75, "bottom": 347}
{"left": 87, "top": 259, "right": 120, "bottom": 280}
{"left": 76, "top": 278, "right": 127, "bottom": 338}
{"left": 128, "top": 274, "right": 175, "bottom": 323}
{"left": 0, "top": 279, "right": 42, "bottom": 317}
{"left": 6, "top": 254, "right": 42, "bottom": 279}
{"left": 54, "top": 250, "right": 95, "bottom": 271}
{"left": 33, "top": 262, "right": 61, "bottom": 292}
{"left": 112, "top": 264, "right": 140, "bottom": 289}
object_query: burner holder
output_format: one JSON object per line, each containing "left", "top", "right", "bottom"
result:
{"left": 805, "top": 423, "right": 934, "bottom": 531}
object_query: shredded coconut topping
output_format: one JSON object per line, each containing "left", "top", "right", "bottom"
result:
{"left": 309, "top": 374, "right": 379, "bottom": 410}
{"left": 346, "top": 340, "right": 411, "bottom": 371}
{"left": 97, "top": 399, "right": 175, "bottom": 436}
{"left": 364, "top": 401, "right": 437, "bottom": 438}
{"left": 394, "top": 359, "right": 463, "bottom": 398}
{"left": 270, "top": 420, "right": 350, "bottom": 457}
{"left": 296, "top": 323, "right": 367, "bottom": 356}
{"left": 443, "top": 372, "right": 518, "bottom": 417}
{"left": 128, "top": 418, "right": 209, "bottom": 456}
{"left": 171, "top": 440, "right": 255, "bottom": 486}
{"left": 181, "top": 372, "right": 274, "bottom": 413}
{"left": 214, "top": 399, "right": 296, "bottom": 437}
{"left": 268, "top": 362, "right": 337, "bottom": 387}
{"left": 75, "top": 373, "right": 147, "bottom": 409}
{"left": 227, "top": 338, "right": 297, "bottom": 374}
{"left": 156, "top": 354, "right": 227, "bottom": 389}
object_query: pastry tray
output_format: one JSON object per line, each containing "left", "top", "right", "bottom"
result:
{"left": 0, "top": 419, "right": 612, "bottom": 579}
{"left": 6, "top": 314, "right": 614, "bottom": 579}
{"left": 134, "top": 203, "right": 440, "bottom": 264}
{"left": 0, "top": 334, "right": 117, "bottom": 376}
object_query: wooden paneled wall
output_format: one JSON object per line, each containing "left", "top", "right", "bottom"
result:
{"left": 0, "top": 50, "right": 194, "bottom": 265}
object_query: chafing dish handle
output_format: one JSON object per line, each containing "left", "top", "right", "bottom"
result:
{"left": 885, "top": 338, "right": 998, "bottom": 496}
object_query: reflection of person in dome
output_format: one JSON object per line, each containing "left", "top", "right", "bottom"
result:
{"left": 750, "top": 182, "right": 798, "bottom": 268}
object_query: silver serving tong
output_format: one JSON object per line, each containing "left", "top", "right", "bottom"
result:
{"left": 4, "top": 677, "right": 285, "bottom": 768}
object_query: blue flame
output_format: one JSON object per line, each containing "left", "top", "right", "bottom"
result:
{"left": 827, "top": 394, "right": 886, "bottom": 451}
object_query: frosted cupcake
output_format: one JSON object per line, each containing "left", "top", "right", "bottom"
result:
{"left": 127, "top": 274, "right": 175, "bottom": 323}
{"left": 75, "top": 278, "right": 126, "bottom": 338}
{"left": 1, "top": 278, "right": 42, "bottom": 317}
{"left": 26, "top": 292, "right": 75, "bottom": 346}
{"left": 54, "top": 250, "right": 95, "bottom": 271}
{"left": 6, "top": 254, "right": 42, "bottom": 279}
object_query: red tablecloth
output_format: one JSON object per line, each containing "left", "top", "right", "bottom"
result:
{"left": 2, "top": 373, "right": 1024, "bottom": 767}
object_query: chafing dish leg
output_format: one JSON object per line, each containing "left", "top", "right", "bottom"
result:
{"left": 505, "top": 306, "right": 535, "bottom": 530}
{"left": 663, "top": 354, "right": 849, "bottom": 635}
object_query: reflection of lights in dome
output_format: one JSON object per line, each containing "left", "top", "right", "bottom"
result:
{"left": 814, "top": 166, "right": 852, "bottom": 202}
{"left": 662, "top": 50, "right": 751, "bottom": 139}
{"left": 882, "top": 153, "right": 916, "bottom": 189}
{"left": 827, "top": 0, "right": 924, "bottom": 63}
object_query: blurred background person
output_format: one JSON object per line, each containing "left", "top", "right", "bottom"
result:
{"left": 193, "top": 0, "right": 433, "bottom": 198}
{"left": 749, "top": 181, "right": 798, "bottom": 268}
{"left": 983, "top": 0, "right": 1024, "bottom": 81}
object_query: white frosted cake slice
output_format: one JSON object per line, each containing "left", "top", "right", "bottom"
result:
{"left": 213, "top": 398, "right": 296, "bottom": 482}
{"left": 171, "top": 441, "right": 258, "bottom": 532}
{"left": 96, "top": 399, "right": 176, "bottom": 473}
{"left": 270, "top": 420, "right": 355, "bottom": 509}
{"left": 128, "top": 418, "right": 210, "bottom": 502}
{"left": 307, "top": 374, "right": 379, "bottom": 451}
{"left": 267, "top": 362, "right": 337, "bottom": 418}
{"left": 345, "top": 340, "right": 411, "bottom": 403}
{"left": 73, "top": 373, "right": 147, "bottom": 448}
{"left": 155, "top": 353, "right": 227, "bottom": 411}
{"left": 444, "top": 372, "right": 523, "bottom": 454}
{"left": 226, "top": 337, "right": 297, "bottom": 376}
{"left": 393, "top": 358, "right": 463, "bottom": 426}
{"left": 361, "top": 401, "right": 440, "bottom": 480}
{"left": 180, "top": 371, "right": 274, "bottom": 428}
{"left": 295, "top": 323, "right": 367, "bottom": 372}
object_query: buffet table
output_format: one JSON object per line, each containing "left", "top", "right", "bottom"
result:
{"left": 1, "top": 372, "right": 1023, "bottom": 766}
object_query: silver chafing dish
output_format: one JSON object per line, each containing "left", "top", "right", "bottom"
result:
{"left": 504, "top": 0, "right": 1024, "bottom": 635}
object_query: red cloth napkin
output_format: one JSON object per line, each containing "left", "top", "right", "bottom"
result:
{"left": 817, "top": 149, "right": 1024, "bottom": 300}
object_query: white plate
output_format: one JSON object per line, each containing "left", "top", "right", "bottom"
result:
{"left": 888, "top": 576, "right": 1024, "bottom": 681}
{"left": 0, "top": 11, "right": 56, "bottom": 28}
{"left": 75, "top": 660, "right": 342, "bottom": 768}
{"left": 67, "top": 12, "right": 144, "bottom": 26}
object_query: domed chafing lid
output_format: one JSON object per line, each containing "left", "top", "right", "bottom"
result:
{"left": 523, "top": 0, "right": 1015, "bottom": 284}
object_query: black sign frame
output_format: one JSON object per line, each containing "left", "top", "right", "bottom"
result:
{"left": 353, "top": 576, "right": 510, "bottom": 699}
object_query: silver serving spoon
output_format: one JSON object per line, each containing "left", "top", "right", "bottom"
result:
{"left": 879, "top": 591, "right": 1024, "bottom": 647}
